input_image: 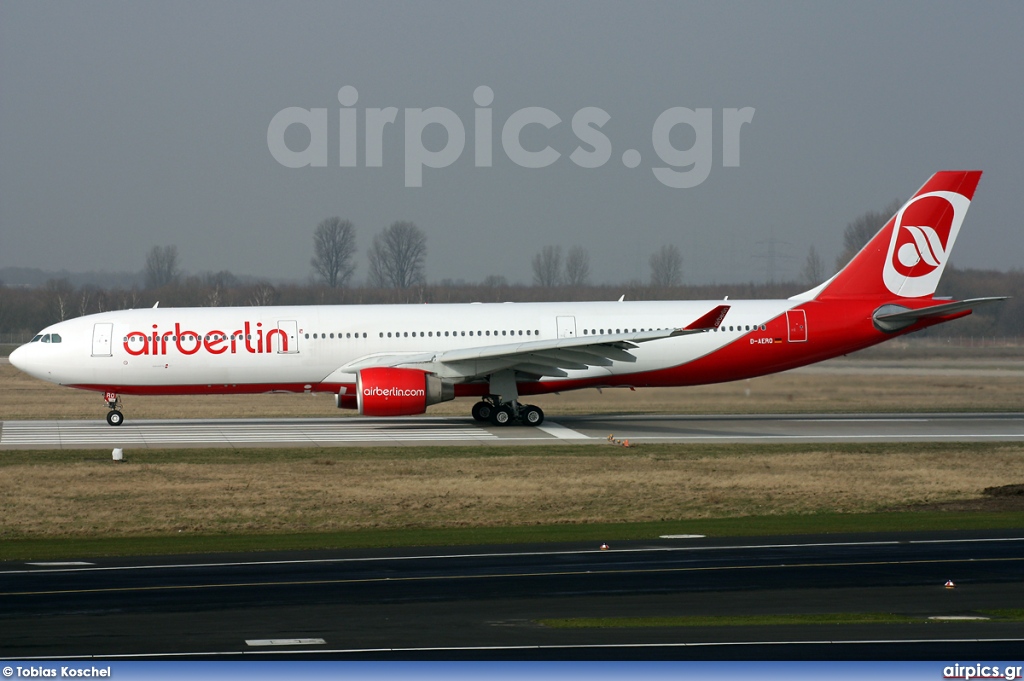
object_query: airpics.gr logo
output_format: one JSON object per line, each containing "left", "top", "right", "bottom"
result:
{"left": 882, "top": 190, "right": 971, "bottom": 297}
{"left": 267, "top": 86, "right": 755, "bottom": 188}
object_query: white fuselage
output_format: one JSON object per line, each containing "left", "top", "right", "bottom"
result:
{"left": 11, "top": 299, "right": 797, "bottom": 394}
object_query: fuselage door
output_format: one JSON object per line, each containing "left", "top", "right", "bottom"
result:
{"left": 276, "top": 320, "right": 299, "bottom": 354}
{"left": 556, "top": 316, "right": 577, "bottom": 339}
{"left": 92, "top": 323, "right": 113, "bottom": 357}
{"left": 786, "top": 309, "right": 808, "bottom": 343}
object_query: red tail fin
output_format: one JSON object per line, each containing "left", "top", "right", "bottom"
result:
{"left": 811, "top": 171, "right": 982, "bottom": 300}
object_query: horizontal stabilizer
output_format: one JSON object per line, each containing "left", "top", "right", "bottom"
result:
{"left": 873, "top": 297, "right": 1007, "bottom": 332}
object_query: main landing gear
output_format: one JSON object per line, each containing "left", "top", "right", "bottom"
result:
{"left": 471, "top": 397, "right": 544, "bottom": 427}
{"left": 104, "top": 391, "right": 124, "bottom": 427}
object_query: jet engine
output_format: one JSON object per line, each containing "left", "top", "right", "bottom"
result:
{"left": 355, "top": 367, "right": 455, "bottom": 416}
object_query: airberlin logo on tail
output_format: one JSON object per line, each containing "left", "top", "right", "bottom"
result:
{"left": 123, "top": 322, "right": 289, "bottom": 356}
{"left": 882, "top": 190, "right": 971, "bottom": 297}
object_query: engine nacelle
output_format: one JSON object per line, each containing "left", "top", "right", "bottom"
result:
{"left": 356, "top": 367, "right": 455, "bottom": 417}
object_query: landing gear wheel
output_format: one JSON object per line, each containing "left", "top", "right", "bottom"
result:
{"left": 489, "top": 404, "right": 514, "bottom": 426}
{"left": 471, "top": 401, "right": 493, "bottom": 422}
{"left": 106, "top": 410, "right": 124, "bottom": 427}
{"left": 522, "top": 405, "right": 544, "bottom": 426}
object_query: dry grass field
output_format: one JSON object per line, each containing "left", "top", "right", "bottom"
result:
{"left": 2, "top": 344, "right": 1021, "bottom": 549}
{"left": 2, "top": 444, "right": 1022, "bottom": 540}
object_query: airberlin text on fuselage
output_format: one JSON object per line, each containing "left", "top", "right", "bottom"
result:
{"left": 123, "top": 322, "right": 288, "bottom": 356}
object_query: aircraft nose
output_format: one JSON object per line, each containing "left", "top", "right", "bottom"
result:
{"left": 9, "top": 343, "right": 28, "bottom": 372}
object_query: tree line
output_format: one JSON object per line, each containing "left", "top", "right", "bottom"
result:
{"left": 1, "top": 206, "right": 1019, "bottom": 340}
{"left": 1, "top": 266, "right": 1018, "bottom": 342}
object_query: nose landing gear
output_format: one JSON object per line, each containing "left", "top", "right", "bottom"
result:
{"left": 104, "top": 391, "right": 124, "bottom": 426}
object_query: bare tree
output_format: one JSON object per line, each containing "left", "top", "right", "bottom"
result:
{"left": 77, "top": 288, "right": 93, "bottom": 317}
{"left": 201, "top": 270, "right": 238, "bottom": 307}
{"left": 144, "top": 245, "right": 180, "bottom": 289}
{"left": 564, "top": 246, "right": 591, "bottom": 287}
{"left": 801, "top": 244, "right": 826, "bottom": 286}
{"left": 112, "top": 286, "right": 141, "bottom": 310}
{"left": 367, "top": 221, "right": 427, "bottom": 289}
{"left": 311, "top": 217, "right": 357, "bottom": 288}
{"left": 835, "top": 199, "right": 902, "bottom": 270}
{"left": 249, "top": 281, "right": 278, "bottom": 306}
{"left": 649, "top": 244, "right": 683, "bottom": 287}
{"left": 45, "top": 278, "right": 73, "bottom": 321}
{"left": 532, "top": 245, "right": 563, "bottom": 287}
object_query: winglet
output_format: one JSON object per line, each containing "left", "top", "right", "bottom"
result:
{"left": 684, "top": 304, "right": 730, "bottom": 331}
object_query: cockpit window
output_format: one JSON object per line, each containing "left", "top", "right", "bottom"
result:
{"left": 30, "top": 335, "right": 42, "bottom": 342}
{"left": 50, "top": 333, "right": 62, "bottom": 343}
{"left": 41, "top": 334, "right": 51, "bottom": 343}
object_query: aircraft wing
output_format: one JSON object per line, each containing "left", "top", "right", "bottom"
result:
{"left": 339, "top": 304, "right": 730, "bottom": 380}
{"left": 873, "top": 297, "right": 1007, "bottom": 332}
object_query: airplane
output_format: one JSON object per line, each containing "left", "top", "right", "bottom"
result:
{"left": 9, "top": 170, "right": 1005, "bottom": 427}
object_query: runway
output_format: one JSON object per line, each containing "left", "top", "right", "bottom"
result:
{"left": 2, "top": 412, "right": 1023, "bottom": 448}
{"left": 1, "top": 531, "right": 1022, "bottom": 660}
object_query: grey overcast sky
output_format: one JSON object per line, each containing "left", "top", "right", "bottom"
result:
{"left": 1, "top": 1, "right": 1021, "bottom": 286}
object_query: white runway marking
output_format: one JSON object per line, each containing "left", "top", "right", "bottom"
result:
{"left": 630, "top": 434, "right": 1024, "bottom": 441}
{"left": 535, "top": 422, "right": 590, "bottom": 439}
{"left": 8, "top": 638, "right": 1024, "bottom": 660}
{"left": 0, "top": 419, "right": 504, "bottom": 447}
{"left": 246, "top": 639, "right": 326, "bottom": 647}
{"left": 3, "top": 414, "right": 1021, "bottom": 448}
{"left": 4, "top": 536, "right": 1019, "bottom": 576}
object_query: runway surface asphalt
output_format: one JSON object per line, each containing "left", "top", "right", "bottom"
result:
{"left": 2, "top": 412, "right": 1023, "bottom": 448}
{"left": 1, "top": 530, "right": 1023, "bottom": 660}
